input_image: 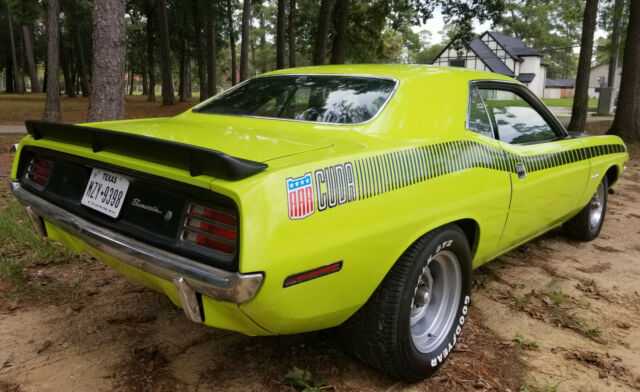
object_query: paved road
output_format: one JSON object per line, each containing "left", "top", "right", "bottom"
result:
{"left": 0, "top": 125, "right": 26, "bottom": 134}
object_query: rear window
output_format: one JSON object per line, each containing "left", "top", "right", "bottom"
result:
{"left": 193, "top": 75, "right": 397, "bottom": 124}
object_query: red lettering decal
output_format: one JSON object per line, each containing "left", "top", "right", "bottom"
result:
{"left": 289, "top": 191, "right": 297, "bottom": 217}
{"left": 297, "top": 189, "right": 306, "bottom": 216}
{"left": 305, "top": 186, "right": 314, "bottom": 213}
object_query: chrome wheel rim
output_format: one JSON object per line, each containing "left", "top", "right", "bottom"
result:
{"left": 410, "top": 250, "right": 461, "bottom": 353}
{"left": 589, "top": 182, "right": 605, "bottom": 231}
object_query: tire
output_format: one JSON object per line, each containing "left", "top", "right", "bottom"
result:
{"left": 339, "top": 224, "right": 472, "bottom": 381}
{"left": 563, "top": 175, "right": 608, "bottom": 241}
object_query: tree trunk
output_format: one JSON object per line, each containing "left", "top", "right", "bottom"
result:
{"left": 179, "top": 38, "right": 186, "bottom": 101}
{"left": 607, "top": 0, "right": 624, "bottom": 87}
{"left": 146, "top": 2, "right": 156, "bottom": 102}
{"left": 239, "top": 0, "right": 251, "bottom": 81}
{"left": 567, "top": 0, "right": 599, "bottom": 133}
{"left": 156, "top": 0, "right": 175, "bottom": 105}
{"left": 609, "top": 0, "right": 640, "bottom": 140}
{"left": 5, "top": 53, "right": 15, "bottom": 93}
{"left": 227, "top": 0, "right": 237, "bottom": 85}
{"left": 259, "top": 9, "right": 267, "bottom": 73}
{"left": 206, "top": 3, "right": 217, "bottom": 97}
{"left": 44, "top": 0, "right": 61, "bottom": 120}
{"left": 313, "top": 0, "right": 332, "bottom": 65}
{"left": 330, "top": 0, "right": 347, "bottom": 64}
{"left": 22, "top": 25, "right": 41, "bottom": 92}
{"left": 187, "top": 56, "right": 192, "bottom": 97}
{"left": 142, "top": 59, "right": 149, "bottom": 95}
{"left": 42, "top": 56, "right": 47, "bottom": 93}
{"left": 288, "top": 0, "right": 296, "bottom": 67}
{"left": 60, "top": 34, "right": 76, "bottom": 98}
{"left": 75, "top": 31, "right": 90, "bottom": 96}
{"left": 276, "top": 0, "right": 286, "bottom": 69}
{"left": 87, "top": 0, "right": 126, "bottom": 122}
{"left": 129, "top": 67, "right": 135, "bottom": 95}
{"left": 192, "top": 0, "right": 207, "bottom": 100}
{"left": 7, "top": 6, "right": 24, "bottom": 93}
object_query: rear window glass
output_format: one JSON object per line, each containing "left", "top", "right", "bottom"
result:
{"left": 193, "top": 75, "right": 397, "bottom": 124}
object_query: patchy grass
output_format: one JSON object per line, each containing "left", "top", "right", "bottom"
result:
{"left": 519, "top": 379, "right": 564, "bottom": 392}
{"left": 515, "top": 293, "right": 532, "bottom": 310}
{"left": 283, "top": 366, "right": 333, "bottom": 392}
{"left": 574, "top": 320, "right": 602, "bottom": 339}
{"left": 0, "top": 93, "right": 199, "bottom": 125}
{"left": 513, "top": 333, "right": 540, "bottom": 350}
{"left": 542, "top": 98, "right": 598, "bottom": 108}
{"left": 0, "top": 197, "right": 74, "bottom": 296}
{"left": 545, "top": 290, "right": 566, "bottom": 305}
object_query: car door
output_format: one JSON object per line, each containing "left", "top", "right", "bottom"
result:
{"left": 472, "top": 81, "right": 591, "bottom": 251}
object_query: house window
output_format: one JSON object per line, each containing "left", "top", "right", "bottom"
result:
{"left": 449, "top": 59, "right": 466, "bottom": 68}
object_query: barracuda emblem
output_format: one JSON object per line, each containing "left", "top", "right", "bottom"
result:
{"left": 287, "top": 173, "right": 315, "bottom": 219}
{"left": 287, "top": 163, "right": 356, "bottom": 220}
{"left": 131, "top": 198, "right": 163, "bottom": 215}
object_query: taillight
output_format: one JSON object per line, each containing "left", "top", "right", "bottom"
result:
{"left": 181, "top": 203, "right": 237, "bottom": 254}
{"left": 25, "top": 158, "right": 53, "bottom": 189}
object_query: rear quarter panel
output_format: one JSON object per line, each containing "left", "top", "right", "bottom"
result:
{"left": 576, "top": 135, "right": 628, "bottom": 209}
{"left": 217, "top": 74, "right": 514, "bottom": 334}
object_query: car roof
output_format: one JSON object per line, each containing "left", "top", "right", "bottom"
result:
{"left": 261, "top": 64, "right": 516, "bottom": 84}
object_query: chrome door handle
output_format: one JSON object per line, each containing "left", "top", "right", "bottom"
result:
{"left": 515, "top": 162, "right": 527, "bottom": 179}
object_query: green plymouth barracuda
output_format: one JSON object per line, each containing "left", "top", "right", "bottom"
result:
{"left": 10, "top": 65, "right": 628, "bottom": 380}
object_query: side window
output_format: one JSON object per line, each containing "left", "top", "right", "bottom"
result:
{"left": 478, "top": 88, "right": 559, "bottom": 144}
{"left": 467, "top": 87, "right": 493, "bottom": 138}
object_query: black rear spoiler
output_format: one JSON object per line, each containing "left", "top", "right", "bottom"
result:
{"left": 25, "top": 120, "right": 267, "bottom": 181}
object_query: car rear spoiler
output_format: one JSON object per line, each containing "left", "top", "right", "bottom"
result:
{"left": 25, "top": 120, "right": 268, "bottom": 181}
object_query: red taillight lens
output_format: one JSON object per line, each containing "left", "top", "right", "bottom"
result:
{"left": 181, "top": 231, "right": 236, "bottom": 254}
{"left": 188, "top": 204, "right": 237, "bottom": 226}
{"left": 26, "top": 158, "right": 53, "bottom": 189}
{"left": 185, "top": 217, "right": 237, "bottom": 241}
{"left": 181, "top": 203, "right": 237, "bottom": 254}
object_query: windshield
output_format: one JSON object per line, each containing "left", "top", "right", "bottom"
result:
{"left": 193, "top": 75, "right": 397, "bottom": 124}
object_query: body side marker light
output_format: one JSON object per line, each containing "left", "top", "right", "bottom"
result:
{"left": 283, "top": 261, "right": 343, "bottom": 288}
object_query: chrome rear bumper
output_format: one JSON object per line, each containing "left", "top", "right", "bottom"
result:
{"left": 10, "top": 181, "right": 263, "bottom": 323}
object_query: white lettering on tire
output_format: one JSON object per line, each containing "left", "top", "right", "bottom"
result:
{"left": 430, "top": 294, "right": 470, "bottom": 368}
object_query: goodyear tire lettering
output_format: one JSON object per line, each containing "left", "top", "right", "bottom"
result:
{"left": 430, "top": 295, "right": 470, "bottom": 368}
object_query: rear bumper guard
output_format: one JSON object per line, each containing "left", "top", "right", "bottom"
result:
{"left": 10, "top": 181, "right": 263, "bottom": 323}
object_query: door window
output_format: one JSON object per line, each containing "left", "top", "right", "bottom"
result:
{"left": 478, "top": 89, "right": 560, "bottom": 144}
{"left": 467, "top": 87, "right": 494, "bottom": 138}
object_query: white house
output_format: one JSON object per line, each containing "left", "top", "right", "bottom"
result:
{"left": 432, "top": 31, "right": 547, "bottom": 97}
{"left": 544, "top": 79, "right": 575, "bottom": 99}
{"left": 588, "top": 63, "right": 622, "bottom": 99}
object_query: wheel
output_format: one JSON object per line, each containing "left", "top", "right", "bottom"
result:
{"left": 564, "top": 176, "right": 608, "bottom": 241}
{"left": 339, "top": 225, "right": 472, "bottom": 381}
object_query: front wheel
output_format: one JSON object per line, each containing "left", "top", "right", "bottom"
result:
{"left": 339, "top": 225, "right": 472, "bottom": 381}
{"left": 564, "top": 176, "right": 608, "bottom": 241}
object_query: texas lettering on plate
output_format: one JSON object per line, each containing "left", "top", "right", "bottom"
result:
{"left": 81, "top": 168, "right": 129, "bottom": 218}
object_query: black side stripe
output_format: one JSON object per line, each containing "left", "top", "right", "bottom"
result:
{"left": 347, "top": 142, "right": 625, "bottom": 201}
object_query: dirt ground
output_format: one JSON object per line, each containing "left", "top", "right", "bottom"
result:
{"left": 0, "top": 93, "right": 197, "bottom": 126}
{"left": 0, "top": 121, "right": 639, "bottom": 392}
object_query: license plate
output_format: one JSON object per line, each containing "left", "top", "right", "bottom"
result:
{"left": 81, "top": 169, "right": 130, "bottom": 218}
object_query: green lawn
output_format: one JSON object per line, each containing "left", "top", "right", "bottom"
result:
{"left": 542, "top": 98, "right": 599, "bottom": 108}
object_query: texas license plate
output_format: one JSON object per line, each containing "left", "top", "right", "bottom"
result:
{"left": 81, "top": 168, "right": 130, "bottom": 218}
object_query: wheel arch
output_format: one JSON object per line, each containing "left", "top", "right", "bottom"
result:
{"left": 605, "top": 165, "right": 620, "bottom": 188}
{"left": 451, "top": 218, "right": 480, "bottom": 259}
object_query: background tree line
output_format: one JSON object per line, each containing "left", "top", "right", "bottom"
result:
{"left": 0, "top": 0, "right": 638, "bottom": 139}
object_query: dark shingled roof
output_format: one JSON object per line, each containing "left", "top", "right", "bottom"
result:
{"left": 516, "top": 73, "right": 536, "bottom": 83}
{"left": 469, "top": 38, "right": 515, "bottom": 77}
{"left": 486, "top": 31, "right": 542, "bottom": 61}
{"left": 546, "top": 78, "right": 576, "bottom": 88}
